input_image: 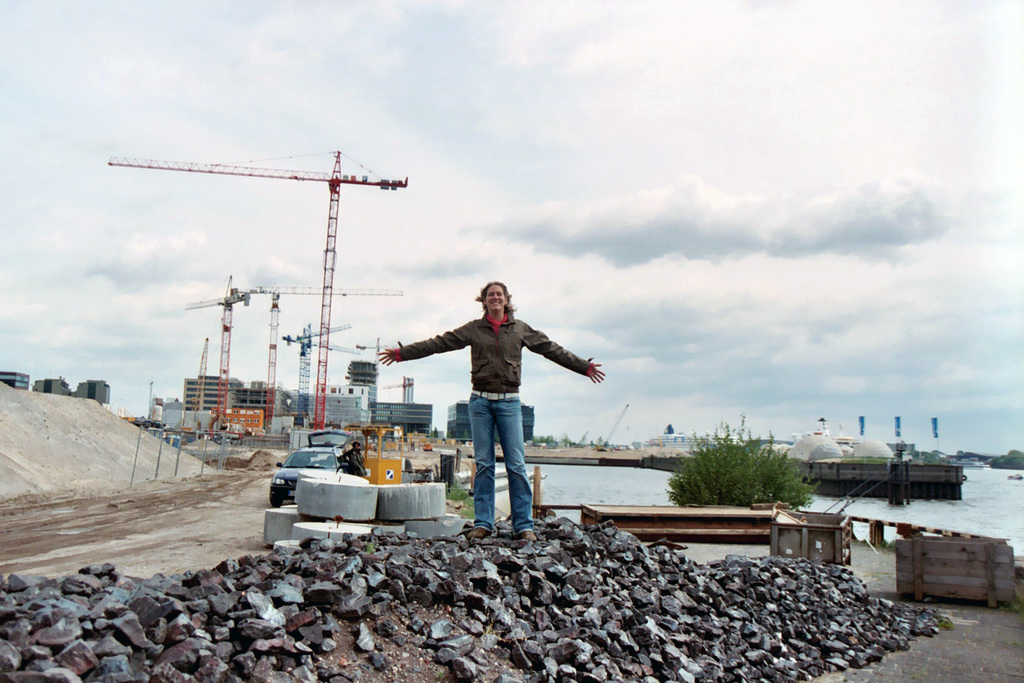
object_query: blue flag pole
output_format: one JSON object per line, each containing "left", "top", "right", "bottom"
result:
{"left": 894, "top": 416, "right": 901, "bottom": 438}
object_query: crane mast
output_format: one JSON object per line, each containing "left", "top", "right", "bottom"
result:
{"left": 283, "top": 324, "right": 354, "bottom": 426}
{"left": 193, "top": 338, "right": 209, "bottom": 422}
{"left": 316, "top": 154, "right": 342, "bottom": 432}
{"left": 605, "top": 404, "right": 630, "bottom": 445}
{"left": 265, "top": 293, "right": 280, "bottom": 426}
{"left": 110, "top": 152, "right": 407, "bottom": 430}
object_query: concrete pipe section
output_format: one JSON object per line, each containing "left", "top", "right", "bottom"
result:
{"left": 264, "top": 506, "right": 301, "bottom": 546}
{"left": 375, "top": 482, "right": 447, "bottom": 521}
{"left": 295, "top": 471, "right": 378, "bottom": 521}
{"left": 404, "top": 513, "right": 468, "bottom": 537}
{"left": 291, "top": 521, "right": 375, "bottom": 541}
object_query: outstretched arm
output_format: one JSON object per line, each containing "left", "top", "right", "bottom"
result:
{"left": 378, "top": 322, "right": 475, "bottom": 367}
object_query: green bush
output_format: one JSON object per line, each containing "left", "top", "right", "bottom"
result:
{"left": 667, "top": 420, "right": 816, "bottom": 509}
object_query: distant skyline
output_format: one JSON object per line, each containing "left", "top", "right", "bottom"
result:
{"left": 1, "top": 2, "right": 1021, "bottom": 455}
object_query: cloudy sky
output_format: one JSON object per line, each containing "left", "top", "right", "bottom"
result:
{"left": 2, "top": 2, "right": 1021, "bottom": 454}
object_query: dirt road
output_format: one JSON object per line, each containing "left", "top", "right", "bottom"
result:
{"left": 0, "top": 469, "right": 272, "bottom": 579}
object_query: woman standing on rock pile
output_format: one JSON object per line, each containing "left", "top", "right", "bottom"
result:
{"left": 379, "top": 281, "right": 604, "bottom": 541}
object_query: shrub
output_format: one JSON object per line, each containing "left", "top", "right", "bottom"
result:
{"left": 667, "top": 420, "right": 816, "bottom": 509}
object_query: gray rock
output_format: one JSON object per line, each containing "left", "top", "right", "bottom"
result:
{"left": 0, "top": 639, "right": 22, "bottom": 672}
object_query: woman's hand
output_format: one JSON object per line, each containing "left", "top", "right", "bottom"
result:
{"left": 587, "top": 362, "right": 605, "bottom": 384}
{"left": 378, "top": 348, "right": 401, "bottom": 366}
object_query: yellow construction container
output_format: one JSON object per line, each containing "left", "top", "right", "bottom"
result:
{"left": 344, "top": 423, "right": 406, "bottom": 486}
{"left": 363, "top": 457, "right": 403, "bottom": 485}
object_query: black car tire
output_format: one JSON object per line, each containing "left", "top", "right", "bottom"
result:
{"left": 269, "top": 492, "right": 285, "bottom": 508}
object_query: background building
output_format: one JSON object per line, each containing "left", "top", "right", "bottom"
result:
{"left": 33, "top": 377, "right": 71, "bottom": 396}
{"left": 183, "top": 376, "right": 243, "bottom": 413}
{"left": 372, "top": 400, "right": 432, "bottom": 435}
{"left": 224, "top": 408, "right": 263, "bottom": 433}
{"left": 346, "top": 360, "right": 378, "bottom": 396}
{"left": 232, "top": 381, "right": 294, "bottom": 420}
{"left": 447, "top": 401, "right": 534, "bottom": 442}
{"left": 0, "top": 371, "right": 29, "bottom": 390}
{"left": 162, "top": 399, "right": 184, "bottom": 428}
{"left": 326, "top": 384, "right": 372, "bottom": 426}
{"left": 74, "top": 379, "right": 111, "bottom": 405}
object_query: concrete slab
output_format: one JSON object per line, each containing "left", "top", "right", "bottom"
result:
{"left": 291, "top": 521, "right": 374, "bottom": 541}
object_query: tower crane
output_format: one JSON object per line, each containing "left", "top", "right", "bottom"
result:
{"left": 186, "top": 277, "right": 251, "bottom": 428}
{"left": 109, "top": 152, "right": 407, "bottom": 429}
{"left": 381, "top": 377, "right": 415, "bottom": 403}
{"left": 244, "top": 286, "right": 401, "bottom": 428}
{"left": 186, "top": 283, "right": 400, "bottom": 429}
{"left": 192, "top": 338, "right": 209, "bottom": 427}
{"left": 600, "top": 404, "right": 630, "bottom": 448}
{"left": 283, "top": 324, "right": 357, "bottom": 426}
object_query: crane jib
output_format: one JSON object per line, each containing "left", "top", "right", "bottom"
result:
{"left": 108, "top": 157, "right": 407, "bottom": 189}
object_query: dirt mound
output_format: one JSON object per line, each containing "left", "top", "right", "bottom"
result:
{"left": 0, "top": 384, "right": 206, "bottom": 500}
{"left": 224, "top": 449, "right": 282, "bottom": 471}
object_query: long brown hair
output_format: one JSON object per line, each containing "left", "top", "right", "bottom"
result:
{"left": 476, "top": 281, "right": 516, "bottom": 315}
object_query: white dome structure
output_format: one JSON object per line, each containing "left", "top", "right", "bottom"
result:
{"left": 788, "top": 435, "right": 843, "bottom": 462}
{"left": 853, "top": 439, "right": 893, "bottom": 460}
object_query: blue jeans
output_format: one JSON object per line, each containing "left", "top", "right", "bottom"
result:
{"left": 468, "top": 394, "right": 533, "bottom": 533}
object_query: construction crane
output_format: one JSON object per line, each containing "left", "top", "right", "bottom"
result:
{"left": 597, "top": 404, "right": 630, "bottom": 449}
{"left": 244, "top": 286, "right": 401, "bottom": 429}
{"left": 283, "top": 324, "right": 357, "bottom": 426}
{"left": 381, "top": 377, "right": 415, "bottom": 403}
{"left": 187, "top": 283, "right": 400, "bottom": 430}
{"left": 186, "top": 277, "right": 251, "bottom": 428}
{"left": 109, "top": 152, "right": 407, "bottom": 430}
{"left": 192, "top": 338, "right": 209, "bottom": 426}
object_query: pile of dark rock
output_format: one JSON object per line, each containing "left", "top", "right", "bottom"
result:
{"left": 1, "top": 517, "right": 937, "bottom": 682}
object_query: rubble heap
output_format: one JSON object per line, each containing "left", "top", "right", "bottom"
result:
{"left": 0, "top": 517, "right": 937, "bottom": 682}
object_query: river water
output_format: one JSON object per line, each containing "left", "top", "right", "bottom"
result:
{"left": 538, "top": 464, "right": 1024, "bottom": 554}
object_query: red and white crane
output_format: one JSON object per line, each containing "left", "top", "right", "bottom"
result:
{"left": 185, "top": 277, "right": 251, "bottom": 428}
{"left": 245, "top": 286, "right": 399, "bottom": 427}
{"left": 188, "top": 284, "right": 400, "bottom": 429}
{"left": 109, "top": 152, "right": 407, "bottom": 429}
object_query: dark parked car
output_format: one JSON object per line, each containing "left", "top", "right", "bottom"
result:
{"left": 269, "top": 446, "right": 344, "bottom": 508}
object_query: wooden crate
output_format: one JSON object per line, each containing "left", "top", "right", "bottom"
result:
{"left": 770, "top": 511, "right": 852, "bottom": 565}
{"left": 896, "top": 536, "right": 1015, "bottom": 607}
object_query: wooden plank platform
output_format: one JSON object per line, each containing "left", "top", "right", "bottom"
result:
{"left": 579, "top": 504, "right": 774, "bottom": 543}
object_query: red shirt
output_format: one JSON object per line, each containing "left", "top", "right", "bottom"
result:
{"left": 486, "top": 313, "right": 507, "bottom": 336}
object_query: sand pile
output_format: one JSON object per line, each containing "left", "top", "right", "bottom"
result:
{"left": 224, "top": 449, "right": 281, "bottom": 470}
{"left": 0, "top": 384, "right": 206, "bottom": 500}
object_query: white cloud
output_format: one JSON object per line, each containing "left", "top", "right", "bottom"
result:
{"left": 0, "top": 0, "right": 1020, "bottom": 453}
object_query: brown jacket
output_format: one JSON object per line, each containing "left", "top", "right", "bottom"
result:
{"left": 398, "top": 313, "right": 591, "bottom": 393}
